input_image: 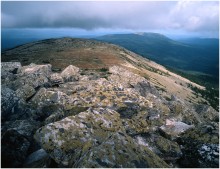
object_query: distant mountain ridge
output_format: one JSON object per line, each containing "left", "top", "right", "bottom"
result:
{"left": 94, "top": 33, "right": 219, "bottom": 82}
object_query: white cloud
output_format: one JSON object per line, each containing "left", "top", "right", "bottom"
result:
{"left": 168, "top": 1, "right": 219, "bottom": 32}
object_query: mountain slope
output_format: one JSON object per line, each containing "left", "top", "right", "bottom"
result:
{"left": 1, "top": 38, "right": 219, "bottom": 168}
{"left": 94, "top": 33, "right": 219, "bottom": 86}
{"left": 2, "top": 37, "right": 208, "bottom": 105}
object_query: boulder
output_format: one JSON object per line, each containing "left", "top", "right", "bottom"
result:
{"left": 61, "top": 65, "right": 80, "bottom": 82}
{"left": 108, "top": 66, "right": 159, "bottom": 97}
{"left": 197, "top": 143, "right": 219, "bottom": 168}
{"left": 1, "top": 86, "right": 19, "bottom": 120}
{"left": 76, "top": 132, "right": 169, "bottom": 168}
{"left": 176, "top": 122, "right": 219, "bottom": 168}
{"left": 137, "top": 134, "right": 182, "bottom": 161}
{"left": 10, "top": 98, "right": 35, "bottom": 121}
{"left": 159, "top": 119, "right": 194, "bottom": 139}
{"left": 12, "top": 63, "right": 52, "bottom": 89}
{"left": 2, "top": 119, "right": 41, "bottom": 139}
{"left": 30, "top": 88, "right": 72, "bottom": 107}
{"left": 1, "top": 62, "right": 21, "bottom": 87}
{"left": 49, "top": 73, "right": 64, "bottom": 86}
{"left": 122, "top": 111, "right": 150, "bottom": 135}
{"left": 15, "top": 84, "right": 36, "bottom": 101}
{"left": 34, "top": 108, "right": 169, "bottom": 167}
{"left": 1, "top": 62, "right": 21, "bottom": 73}
{"left": 179, "top": 122, "right": 219, "bottom": 144}
{"left": 194, "top": 104, "right": 219, "bottom": 123}
{"left": 177, "top": 138, "right": 219, "bottom": 168}
{"left": 108, "top": 66, "right": 145, "bottom": 88}
{"left": 19, "top": 63, "right": 52, "bottom": 76}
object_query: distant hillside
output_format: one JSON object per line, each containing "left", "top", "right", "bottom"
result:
{"left": 94, "top": 33, "right": 219, "bottom": 87}
{"left": 176, "top": 37, "right": 219, "bottom": 47}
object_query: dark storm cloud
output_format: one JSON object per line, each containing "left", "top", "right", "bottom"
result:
{"left": 1, "top": 1, "right": 219, "bottom": 35}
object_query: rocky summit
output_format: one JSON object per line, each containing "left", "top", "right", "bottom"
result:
{"left": 1, "top": 62, "right": 219, "bottom": 168}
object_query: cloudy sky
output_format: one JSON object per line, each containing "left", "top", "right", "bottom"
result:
{"left": 1, "top": 1, "right": 219, "bottom": 38}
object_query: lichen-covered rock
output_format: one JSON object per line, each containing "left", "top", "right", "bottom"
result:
{"left": 61, "top": 65, "right": 80, "bottom": 82}
{"left": 10, "top": 98, "right": 35, "bottom": 121}
{"left": 49, "top": 73, "right": 64, "bottom": 86}
{"left": 23, "top": 149, "right": 51, "bottom": 168}
{"left": 1, "top": 62, "right": 21, "bottom": 87}
{"left": 180, "top": 122, "right": 219, "bottom": 144}
{"left": 1, "top": 62, "right": 21, "bottom": 73}
{"left": 15, "top": 84, "right": 36, "bottom": 100}
{"left": 2, "top": 119, "right": 41, "bottom": 139}
{"left": 1, "top": 86, "right": 19, "bottom": 121}
{"left": 11, "top": 63, "right": 52, "bottom": 89}
{"left": 19, "top": 63, "right": 52, "bottom": 76}
{"left": 34, "top": 108, "right": 169, "bottom": 167}
{"left": 159, "top": 119, "right": 194, "bottom": 139}
{"left": 137, "top": 134, "right": 182, "bottom": 161}
{"left": 30, "top": 88, "right": 72, "bottom": 107}
{"left": 122, "top": 111, "right": 150, "bottom": 135}
{"left": 198, "top": 143, "right": 219, "bottom": 168}
{"left": 177, "top": 137, "right": 219, "bottom": 168}
{"left": 109, "top": 66, "right": 146, "bottom": 87}
{"left": 108, "top": 66, "right": 159, "bottom": 97}
{"left": 176, "top": 122, "right": 219, "bottom": 168}
{"left": 194, "top": 104, "right": 219, "bottom": 123}
{"left": 1, "top": 63, "right": 219, "bottom": 168}
{"left": 76, "top": 132, "right": 169, "bottom": 168}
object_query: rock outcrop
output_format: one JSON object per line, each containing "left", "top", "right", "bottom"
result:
{"left": 1, "top": 62, "right": 219, "bottom": 168}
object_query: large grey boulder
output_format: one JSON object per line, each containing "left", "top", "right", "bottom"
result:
{"left": 1, "top": 62, "right": 21, "bottom": 74}
{"left": 12, "top": 63, "right": 52, "bottom": 89}
{"left": 61, "top": 65, "right": 80, "bottom": 82}
{"left": 159, "top": 119, "right": 194, "bottom": 139}
{"left": 108, "top": 66, "right": 146, "bottom": 88}
{"left": 108, "top": 66, "right": 159, "bottom": 97}
{"left": 15, "top": 84, "right": 36, "bottom": 101}
{"left": 49, "top": 73, "right": 64, "bottom": 86}
{"left": 19, "top": 63, "right": 52, "bottom": 76}
{"left": 35, "top": 108, "right": 169, "bottom": 168}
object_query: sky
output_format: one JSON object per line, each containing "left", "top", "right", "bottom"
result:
{"left": 1, "top": 1, "right": 219, "bottom": 38}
